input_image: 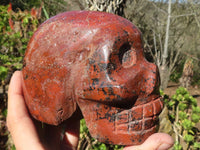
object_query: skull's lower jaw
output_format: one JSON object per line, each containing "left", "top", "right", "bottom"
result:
{"left": 95, "top": 125, "right": 158, "bottom": 145}
{"left": 77, "top": 97, "right": 163, "bottom": 145}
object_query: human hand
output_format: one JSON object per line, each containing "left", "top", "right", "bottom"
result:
{"left": 7, "top": 71, "right": 174, "bottom": 150}
{"left": 7, "top": 71, "right": 80, "bottom": 150}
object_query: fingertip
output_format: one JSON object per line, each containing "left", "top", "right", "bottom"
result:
{"left": 156, "top": 133, "right": 174, "bottom": 150}
{"left": 9, "top": 71, "right": 22, "bottom": 83}
{"left": 123, "top": 133, "right": 174, "bottom": 150}
{"left": 148, "top": 133, "right": 174, "bottom": 145}
{"left": 143, "top": 133, "right": 174, "bottom": 149}
{"left": 8, "top": 71, "right": 23, "bottom": 96}
{"left": 7, "top": 70, "right": 28, "bottom": 126}
{"left": 8, "top": 71, "right": 24, "bottom": 110}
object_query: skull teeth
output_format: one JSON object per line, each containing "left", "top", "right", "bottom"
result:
{"left": 114, "top": 97, "right": 163, "bottom": 133}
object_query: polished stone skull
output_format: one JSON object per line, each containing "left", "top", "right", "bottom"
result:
{"left": 22, "top": 11, "right": 163, "bottom": 145}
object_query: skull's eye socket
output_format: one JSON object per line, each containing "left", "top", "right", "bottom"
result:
{"left": 119, "top": 43, "right": 137, "bottom": 68}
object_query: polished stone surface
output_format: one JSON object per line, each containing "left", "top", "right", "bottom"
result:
{"left": 22, "top": 11, "right": 163, "bottom": 145}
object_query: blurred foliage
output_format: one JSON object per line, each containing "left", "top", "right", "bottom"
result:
{"left": 170, "top": 58, "right": 185, "bottom": 83}
{"left": 0, "top": 0, "right": 70, "bottom": 22}
{"left": 0, "top": 4, "right": 40, "bottom": 150}
{"left": 0, "top": 0, "right": 41, "bottom": 11}
{"left": 170, "top": 57, "right": 200, "bottom": 87}
{"left": 170, "top": 70, "right": 182, "bottom": 83}
{"left": 192, "top": 57, "right": 200, "bottom": 87}
{"left": 0, "top": 4, "right": 39, "bottom": 81}
{"left": 124, "top": 0, "right": 200, "bottom": 89}
{"left": 79, "top": 119, "right": 124, "bottom": 150}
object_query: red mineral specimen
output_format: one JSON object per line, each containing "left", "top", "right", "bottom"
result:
{"left": 22, "top": 11, "right": 163, "bottom": 145}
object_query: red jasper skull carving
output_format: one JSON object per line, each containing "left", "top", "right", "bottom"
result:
{"left": 22, "top": 11, "right": 163, "bottom": 145}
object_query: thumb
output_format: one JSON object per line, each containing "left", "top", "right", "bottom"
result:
{"left": 123, "top": 133, "right": 174, "bottom": 150}
{"left": 7, "top": 71, "right": 44, "bottom": 150}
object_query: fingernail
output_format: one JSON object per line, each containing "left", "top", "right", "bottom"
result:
{"left": 158, "top": 143, "right": 172, "bottom": 150}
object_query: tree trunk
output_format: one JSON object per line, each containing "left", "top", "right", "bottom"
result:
{"left": 160, "top": 0, "right": 171, "bottom": 90}
{"left": 160, "top": 66, "right": 170, "bottom": 90}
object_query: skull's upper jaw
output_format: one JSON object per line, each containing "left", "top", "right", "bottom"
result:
{"left": 77, "top": 62, "right": 160, "bottom": 105}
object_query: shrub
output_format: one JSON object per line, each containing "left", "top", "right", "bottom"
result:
{"left": 0, "top": 4, "right": 40, "bottom": 149}
{"left": 0, "top": 3, "right": 40, "bottom": 82}
{"left": 165, "top": 87, "right": 200, "bottom": 150}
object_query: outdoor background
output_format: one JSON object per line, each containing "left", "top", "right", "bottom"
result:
{"left": 0, "top": 0, "right": 200, "bottom": 149}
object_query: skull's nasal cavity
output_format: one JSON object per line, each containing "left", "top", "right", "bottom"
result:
{"left": 119, "top": 43, "right": 137, "bottom": 68}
